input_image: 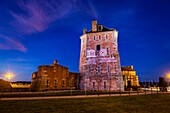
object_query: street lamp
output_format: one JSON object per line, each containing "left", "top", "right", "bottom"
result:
{"left": 5, "top": 73, "right": 13, "bottom": 82}
{"left": 167, "top": 73, "right": 170, "bottom": 85}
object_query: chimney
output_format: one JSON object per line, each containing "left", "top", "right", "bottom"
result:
{"left": 83, "top": 28, "right": 86, "bottom": 34}
{"left": 92, "top": 20, "right": 97, "bottom": 32}
{"left": 54, "top": 60, "right": 58, "bottom": 65}
{"left": 130, "top": 65, "right": 133, "bottom": 70}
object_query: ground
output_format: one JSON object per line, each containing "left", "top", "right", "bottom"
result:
{"left": 1, "top": 94, "right": 170, "bottom": 113}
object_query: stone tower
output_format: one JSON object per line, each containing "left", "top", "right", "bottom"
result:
{"left": 79, "top": 20, "right": 124, "bottom": 91}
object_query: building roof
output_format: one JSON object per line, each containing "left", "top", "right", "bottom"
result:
{"left": 121, "top": 66, "right": 135, "bottom": 71}
{"left": 87, "top": 26, "right": 114, "bottom": 33}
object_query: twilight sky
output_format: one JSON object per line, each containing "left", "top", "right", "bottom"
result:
{"left": 0, "top": 0, "right": 170, "bottom": 81}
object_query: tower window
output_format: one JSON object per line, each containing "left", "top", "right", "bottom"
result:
{"left": 84, "top": 50, "right": 86, "bottom": 57}
{"left": 98, "top": 25, "right": 102, "bottom": 31}
{"left": 47, "top": 79, "right": 49, "bottom": 85}
{"left": 93, "top": 82, "right": 95, "bottom": 89}
{"left": 107, "top": 47, "right": 109, "bottom": 55}
{"left": 106, "top": 35, "right": 108, "bottom": 39}
{"left": 62, "top": 79, "right": 65, "bottom": 87}
{"left": 104, "top": 82, "right": 106, "bottom": 89}
{"left": 96, "top": 66, "right": 101, "bottom": 74}
{"left": 107, "top": 66, "right": 110, "bottom": 73}
{"left": 99, "top": 35, "right": 101, "bottom": 40}
{"left": 96, "top": 45, "right": 100, "bottom": 51}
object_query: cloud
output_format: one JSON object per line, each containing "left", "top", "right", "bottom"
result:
{"left": 0, "top": 0, "right": 98, "bottom": 52}
{"left": 10, "top": 0, "right": 98, "bottom": 34}
{"left": 0, "top": 34, "right": 27, "bottom": 52}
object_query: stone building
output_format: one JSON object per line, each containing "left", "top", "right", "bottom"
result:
{"left": 79, "top": 20, "right": 124, "bottom": 91}
{"left": 30, "top": 60, "right": 79, "bottom": 91}
{"left": 121, "top": 65, "right": 140, "bottom": 89}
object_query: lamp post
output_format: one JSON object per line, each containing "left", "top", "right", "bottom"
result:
{"left": 167, "top": 73, "right": 170, "bottom": 86}
{"left": 166, "top": 73, "right": 170, "bottom": 91}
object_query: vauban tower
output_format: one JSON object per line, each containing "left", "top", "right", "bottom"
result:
{"left": 79, "top": 20, "right": 124, "bottom": 91}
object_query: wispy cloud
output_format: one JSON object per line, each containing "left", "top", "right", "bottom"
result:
{"left": 0, "top": 34, "right": 27, "bottom": 52}
{"left": 0, "top": 0, "right": 98, "bottom": 52}
{"left": 11, "top": 0, "right": 72, "bottom": 34}
{"left": 10, "top": 0, "right": 98, "bottom": 34}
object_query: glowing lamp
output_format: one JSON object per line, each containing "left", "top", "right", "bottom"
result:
{"left": 167, "top": 73, "right": 170, "bottom": 79}
{"left": 5, "top": 73, "right": 13, "bottom": 81}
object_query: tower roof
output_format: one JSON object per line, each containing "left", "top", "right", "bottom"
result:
{"left": 85, "top": 20, "right": 115, "bottom": 34}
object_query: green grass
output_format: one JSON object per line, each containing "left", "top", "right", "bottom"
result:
{"left": 1, "top": 94, "right": 170, "bottom": 113}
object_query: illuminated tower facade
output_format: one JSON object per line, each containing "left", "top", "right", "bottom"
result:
{"left": 79, "top": 20, "right": 124, "bottom": 91}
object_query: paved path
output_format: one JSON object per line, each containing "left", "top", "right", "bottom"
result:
{"left": 1, "top": 92, "right": 167, "bottom": 101}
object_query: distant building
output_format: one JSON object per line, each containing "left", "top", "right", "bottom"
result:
{"left": 121, "top": 65, "right": 140, "bottom": 89}
{"left": 139, "top": 81, "right": 158, "bottom": 88}
{"left": 159, "top": 77, "right": 167, "bottom": 87}
{"left": 79, "top": 20, "right": 124, "bottom": 91}
{"left": 10, "top": 81, "right": 31, "bottom": 89}
{"left": 30, "top": 60, "right": 79, "bottom": 91}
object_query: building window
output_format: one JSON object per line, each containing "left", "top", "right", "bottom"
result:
{"left": 107, "top": 47, "right": 109, "bottom": 55}
{"left": 94, "top": 36, "right": 95, "bottom": 40}
{"left": 107, "top": 66, "right": 110, "bottom": 73}
{"left": 54, "top": 79, "right": 58, "bottom": 84}
{"left": 99, "top": 35, "right": 101, "bottom": 40}
{"left": 84, "top": 50, "right": 86, "bottom": 57}
{"left": 88, "top": 67, "right": 91, "bottom": 74}
{"left": 62, "top": 79, "right": 65, "bottom": 87}
{"left": 93, "top": 82, "right": 95, "bottom": 89}
{"left": 98, "top": 25, "right": 102, "bottom": 31}
{"left": 104, "top": 82, "right": 106, "bottom": 89}
{"left": 70, "top": 79, "right": 73, "bottom": 87}
{"left": 96, "top": 45, "right": 100, "bottom": 51}
{"left": 96, "top": 66, "right": 101, "bottom": 74}
{"left": 47, "top": 79, "right": 49, "bottom": 85}
{"left": 106, "top": 35, "right": 108, "bottom": 39}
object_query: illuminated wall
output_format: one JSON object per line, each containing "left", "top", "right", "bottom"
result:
{"left": 121, "top": 65, "right": 140, "bottom": 87}
{"left": 79, "top": 20, "right": 124, "bottom": 91}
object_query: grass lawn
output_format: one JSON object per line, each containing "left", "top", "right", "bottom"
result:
{"left": 1, "top": 94, "right": 170, "bottom": 113}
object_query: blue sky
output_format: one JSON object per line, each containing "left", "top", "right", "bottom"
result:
{"left": 0, "top": 0, "right": 170, "bottom": 81}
